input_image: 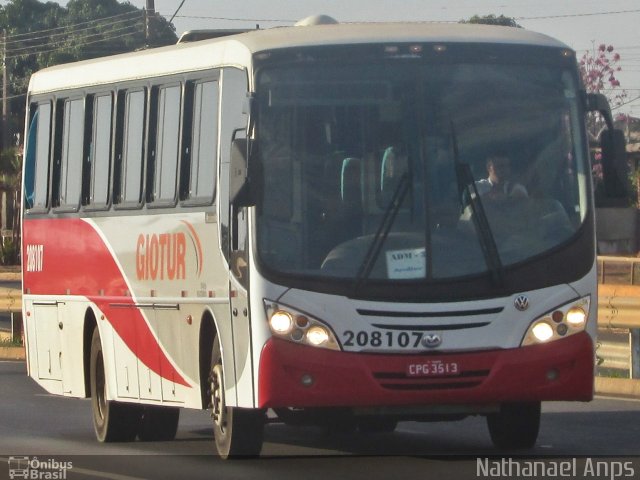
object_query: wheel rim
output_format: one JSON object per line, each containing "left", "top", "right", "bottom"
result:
{"left": 210, "top": 364, "right": 227, "bottom": 433}
{"left": 95, "top": 352, "right": 107, "bottom": 422}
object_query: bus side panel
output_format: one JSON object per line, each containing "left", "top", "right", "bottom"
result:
{"left": 22, "top": 299, "right": 64, "bottom": 396}
{"left": 59, "top": 299, "right": 92, "bottom": 397}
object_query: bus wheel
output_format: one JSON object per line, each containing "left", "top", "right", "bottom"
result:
{"left": 138, "top": 406, "right": 180, "bottom": 441}
{"left": 90, "top": 328, "right": 142, "bottom": 442}
{"left": 487, "top": 401, "right": 540, "bottom": 449}
{"left": 358, "top": 416, "right": 397, "bottom": 434}
{"left": 209, "top": 337, "right": 264, "bottom": 459}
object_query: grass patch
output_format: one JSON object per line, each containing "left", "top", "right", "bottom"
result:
{"left": 597, "top": 368, "right": 629, "bottom": 379}
{"left": 0, "top": 337, "right": 23, "bottom": 347}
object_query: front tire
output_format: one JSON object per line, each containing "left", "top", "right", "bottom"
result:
{"left": 487, "top": 401, "right": 541, "bottom": 449}
{"left": 90, "top": 328, "right": 142, "bottom": 442}
{"left": 209, "top": 337, "right": 264, "bottom": 458}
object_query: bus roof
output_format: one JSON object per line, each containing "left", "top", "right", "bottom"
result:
{"left": 28, "top": 22, "right": 570, "bottom": 95}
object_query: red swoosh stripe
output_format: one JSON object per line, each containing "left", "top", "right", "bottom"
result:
{"left": 23, "top": 218, "right": 190, "bottom": 388}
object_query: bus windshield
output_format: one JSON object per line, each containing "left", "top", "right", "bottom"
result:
{"left": 255, "top": 53, "right": 589, "bottom": 287}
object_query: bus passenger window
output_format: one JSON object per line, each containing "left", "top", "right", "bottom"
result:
{"left": 150, "top": 85, "right": 181, "bottom": 203}
{"left": 88, "top": 94, "right": 113, "bottom": 207}
{"left": 183, "top": 80, "right": 218, "bottom": 203}
{"left": 24, "top": 102, "right": 52, "bottom": 211}
{"left": 54, "top": 98, "right": 84, "bottom": 209}
{"left": 115, "top": 89, "right": 146, "bottom": 205}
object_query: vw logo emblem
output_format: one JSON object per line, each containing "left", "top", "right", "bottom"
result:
{"left": 422, "top": 333, "right": 442, "bottom": 348}
{"left": 514, "top": 295, "right": 529, "bottom": 311}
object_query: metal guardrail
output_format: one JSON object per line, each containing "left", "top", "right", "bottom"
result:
{"left": 0, "top": 287, "right": 22, "bottom": 344}
{"left": 598, "top": 284, "right": 640, "bottom": 329}
{"left": 0, "top": 287, "right": 21, "bottom": 313}
{"left": 598, "top": 255, "right": 640, "bottom": 286}
{"left": 1, "top": 263, "right": 639, "bottom": 374}
{"left": 597, "top": 257, "right": 640, "bottom": 379}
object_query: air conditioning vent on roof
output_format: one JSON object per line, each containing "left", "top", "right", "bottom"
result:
{"left": 295, "top": 15, "right": 339, "bottom": 27}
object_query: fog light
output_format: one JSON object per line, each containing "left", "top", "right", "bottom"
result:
{"left": 306, "top": 326, "right": 329, "bottom": 346}
{"left": 566, "top": 307, "right": 586, "bottom": 326}
{"left": 557, "top": 323, "right": 568, "bottom": 336}
{"left": 532, "top": 322, "right": 554, "bottom": 342}
{"left": 296, "top": 315, "right": 309, "bottom": 328}
{"left": 270, "top": 311, "right": 293, "bottom": 334}
{"left": 301, "top": 374, "right": 314, "bottom": 387}
{"left": 546, "top": 368, "right": 559, "bottom": 381}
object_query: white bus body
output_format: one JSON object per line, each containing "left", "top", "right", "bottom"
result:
{"left": 22, "top": 20, "right": 607, "bottom": 457}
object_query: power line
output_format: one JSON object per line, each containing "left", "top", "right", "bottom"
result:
{"left": 516, "top": 8, "right": 640, "bottom": 20}
{"left": 6, "top": 28, "right": 143, "bottom": 61}
{"left": 0, "top": 92, "right": 27, "bottom": 102}
{"left": 5, "top": 18, "right": 144, "bottom": 57}
{"left": 169, "top": 0, "right": 187, "bottom": 24}
{"left": 3, "top": 10, "right": 141, "bottom": 41}
{"left": 159, "top": 8, "right": 640, "bottom": 25}
{"left": 169, "top": 14, "right": 296, "bottom": 23}
{"left": 612, "top": 94, "right": 640, "bottom": 110}
{"left": 4, "top": 13, "right": 143, "bottom": 49}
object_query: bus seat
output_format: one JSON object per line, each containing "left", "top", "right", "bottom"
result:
{"left": 380, "top": 146, "right": 408, "bottom": 206}
{"left": 341, "top": 157, "right": 364, "bottom": 210}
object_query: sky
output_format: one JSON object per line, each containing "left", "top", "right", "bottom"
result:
{"left": 3, "top": 0, "right": 640, "bottom": 114}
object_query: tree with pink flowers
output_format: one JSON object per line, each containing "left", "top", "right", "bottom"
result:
{"left": 579, "top": 43, "right": 628, "bottom": 139}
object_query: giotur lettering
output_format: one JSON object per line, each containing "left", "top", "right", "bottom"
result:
{"left": 136, "top": 233, "right": 186, "bottom": 280}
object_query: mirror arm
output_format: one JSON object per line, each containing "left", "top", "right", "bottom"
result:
{"left": 586, "top": 92, "right": 614, "bottom": 131}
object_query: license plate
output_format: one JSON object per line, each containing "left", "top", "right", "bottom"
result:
{"left": 407, "top": 360, "right": 460, "bottom": 377}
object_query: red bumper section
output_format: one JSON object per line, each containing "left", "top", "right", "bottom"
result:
{"left": 258, "top": 332, "right": 594, "bottom": 408}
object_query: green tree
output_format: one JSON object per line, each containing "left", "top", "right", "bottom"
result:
{"left": 0, "top": 0, "right": 178, "bottom": 143}
{"left": 0, "top": 0, "right": 178, "bottom": 257}
{"left": 461, "top": 14, "right": 522, "bottom": 28}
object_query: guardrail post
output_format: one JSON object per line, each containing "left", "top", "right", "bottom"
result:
{"left": 11, "top": 311, "right": 22, "bottom": 344}
{"left": 631, "top": 328, "right": 640, "bottom": 379}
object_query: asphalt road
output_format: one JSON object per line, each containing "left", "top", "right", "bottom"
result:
{"left": 0, "top": 361, "right": 639, "bottom": 480}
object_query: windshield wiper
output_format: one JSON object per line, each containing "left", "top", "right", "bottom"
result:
{"left": 451, "top": 123, "right": 504, "bottom": 287}
{"left": 354, "top": 172, "right": 411, "bottom": 293}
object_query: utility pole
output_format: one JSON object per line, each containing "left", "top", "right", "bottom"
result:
{"left": 145, "top": 0, "right": 156, "bottom": 47}
{"left": 2, "top": 29, "right": 9, "bottom": 152}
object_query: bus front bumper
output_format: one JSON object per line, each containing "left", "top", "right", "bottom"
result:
{"left": 257, "top": 332, "right": 594, "bottom": 408}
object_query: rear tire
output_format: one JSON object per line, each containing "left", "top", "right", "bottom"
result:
{"left": 487, "top": 401, "right": 540, "bottom": 449}
{"left": 138, "top": 406, "right": 180, "bottom": 441}
{"left": 90, "top": 328, "right": 142, "bottom": 442}
{"left": 209, "top": 336, "right": 264, "bottom": 458}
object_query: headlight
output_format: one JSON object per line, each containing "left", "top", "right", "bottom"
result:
{"left": 566, "top": 307, "right": 587, "bottom": 326}
{"left": 264, "top": 300, "right": 341, "bottom": 351}
{"left": 269, "top": 311, "right": 293, "bottom": 334}
{"left": 306, "top": 326, "right": 330, "bottom": 346}
{"left": 531, "top": 322, "right": 554, "bottom": 342}
{"left": 521, "top": 296, "right": 590, "bottom": 346}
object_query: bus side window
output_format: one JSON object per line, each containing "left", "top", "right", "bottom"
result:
{"left": 180, "top": 79, "right": 219, "bottom": 204}
{"left": 148, "top": 84, "right": 181, "bottom": 205}
{"left": 86, "top": 93, "right": 113, "bottom": 208}
{"left": 52, "top": 97, "right": 84, "bottom": 210}
{"left": 24, "top": 102, "right": 52, "bottom": 211}
{"left": 114, "top": 89, "right": 147, "bottom": 206}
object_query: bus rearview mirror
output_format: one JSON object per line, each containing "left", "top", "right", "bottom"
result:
{"left": 599, "top": 128, "right": 629, "bottom": 200}
{"left": 230, "top": 138, "right": 255, "bottom": 206}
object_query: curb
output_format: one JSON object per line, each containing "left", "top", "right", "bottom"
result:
{"left": 0, "top": 346, "right": 25, "bottom": 361}
{"left": 0, "top": 273, "right": 20, "bottom": 282}
{"left": 595, "top": 376, "right": 640, "bottom": 399}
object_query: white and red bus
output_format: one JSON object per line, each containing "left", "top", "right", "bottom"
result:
{"left": 21, "top": 17, "right": 626, "bottom": 458}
